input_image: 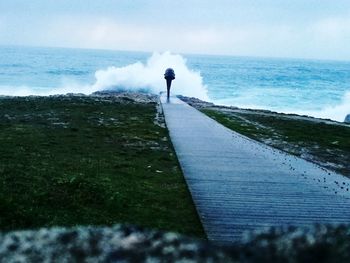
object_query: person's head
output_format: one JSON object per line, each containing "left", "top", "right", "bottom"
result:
{"left": 164, "top": 68, "right": 175, "bottom": 80}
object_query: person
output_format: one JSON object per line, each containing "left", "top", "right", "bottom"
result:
{"left": 164, "top": 68, "right": 175, "bottom": 100}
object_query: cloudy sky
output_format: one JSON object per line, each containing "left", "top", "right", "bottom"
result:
{"left": 1, "top": 0, "right": 350, "bottom": 60}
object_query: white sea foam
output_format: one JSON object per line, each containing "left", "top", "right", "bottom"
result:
{"left": 0, "top": 83, "right": 93, "bottom": 97}
{"left": 214, "top": 91, "right": 350, "bottom": 122}
{"left": 91, "top": 51, "right": 209, "bottom": 100}
{"left": 290, "top": 91, "right": 350, "bottom": 122}
{"left": 0, "top": 85, "right": 39, "bottom": 96}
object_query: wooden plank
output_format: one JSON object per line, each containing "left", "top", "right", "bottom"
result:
{"left": 161, "top": 95, "right": 350, "bottom": 244}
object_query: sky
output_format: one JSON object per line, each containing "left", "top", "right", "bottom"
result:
{"left": 1, "top": 0, "right": 350, "bottom": 60}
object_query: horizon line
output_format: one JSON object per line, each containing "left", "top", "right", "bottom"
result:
{"left": 1, "top": 43, "right": 350, "bottom": 64}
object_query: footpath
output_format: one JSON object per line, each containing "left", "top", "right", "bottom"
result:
{"left": 161, "top": 94, "right": 350, "bottom": 243}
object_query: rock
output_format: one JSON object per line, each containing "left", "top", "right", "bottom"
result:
{"left": 0, "top": 225, "right": 233, "bottom": 262}
{"left": 344, "top": 114, "right": 350, "bottom": 123}
{"left": 177, "top": 95, "right": 215, "bottom": 108}
{"left": 2, "top": 224, "right": 350, "bottom": 262}
{"left": 92, "top": 91, "right": 158, "bottom": 103}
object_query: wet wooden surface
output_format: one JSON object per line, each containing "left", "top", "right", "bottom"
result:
{"left": 161, "top": 95, "right": 350, "bottom": 244}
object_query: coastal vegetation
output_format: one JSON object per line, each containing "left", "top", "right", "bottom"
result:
{"left": 0, "top": 95, "right": 205, "bottom": 238}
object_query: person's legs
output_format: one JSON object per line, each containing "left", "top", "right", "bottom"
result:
{"left": 166, "top": 78, "right": 172, "bottom": 99}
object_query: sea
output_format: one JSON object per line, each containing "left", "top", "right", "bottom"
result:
{"left": 1, "top": 45, "right": 350, "bottom": 122}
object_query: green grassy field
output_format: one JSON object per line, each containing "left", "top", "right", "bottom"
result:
{"left": 202, "top": 108, "right": 350, "bottom": 177}
{"left": 0, "top": 96, "right": 205, "bottom": 238}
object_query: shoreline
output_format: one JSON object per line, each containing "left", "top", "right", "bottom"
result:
{"left": 1, "top": 90, "right": 349, "bottom": 128}
{"left": 178, "top": 95, "right": 350, "bottom": 126}
{"left": 0, "top": 90, "right": 350, "bottom": 127}
{"left": 2, "top": 91, "right": 349, "bottom": 125}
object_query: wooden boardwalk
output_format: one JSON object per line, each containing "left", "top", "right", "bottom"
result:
{"left": 161, "top": 95, "right": 350, "bottom": 244}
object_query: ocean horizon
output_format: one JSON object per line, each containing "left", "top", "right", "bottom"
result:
{"left": 1, "top": 45, "right": 349, "bottom": 122}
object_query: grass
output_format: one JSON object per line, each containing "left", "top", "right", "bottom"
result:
{"left": 0, "top": 96, "right": 205, "bottom": 238}
{"left": 201, "top": 108, "right": 350, "bottom": 177}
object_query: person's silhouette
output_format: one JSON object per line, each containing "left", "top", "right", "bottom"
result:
{"left": 164, "top": 68, "right": 175, "bottom": 100}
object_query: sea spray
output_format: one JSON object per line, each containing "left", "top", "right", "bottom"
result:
{"left": 91, "top": 52, "right": 209, "bottom": 100}
{"left": 291, "top": 91, "right": 350, "bottom": 122}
